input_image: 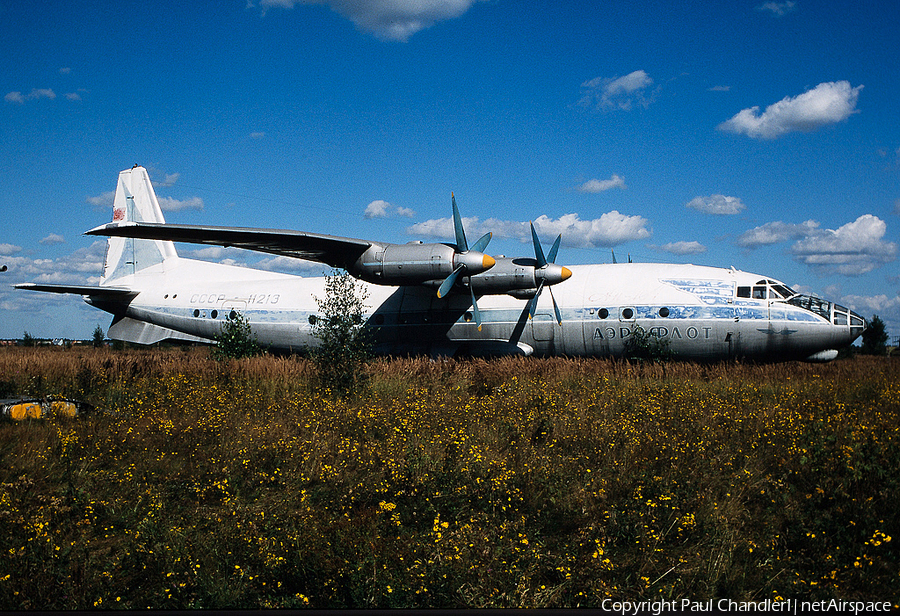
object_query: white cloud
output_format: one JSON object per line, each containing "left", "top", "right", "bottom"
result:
{"left": 737, "top": 220, "right": 820, "bottom": 247}
{"left": 182, "top": 247, "right": 328, "bottom": 274}
{"left": 718, "top": 81, "right": 862, "bottom": 139}
{"left": 4, "top": 88, "right": 57, "bottom": 104}
{"left": 686, "top": 194, "right": 746, "bottom": 215}
{"left": 0, "top": 243, "right": 22, "bottom": 256}
{"left": 258, "top": 0, "right": 483, "bottom": 41}
{"left": 708, "top": 85, "right": 730, "bottom": 92}
{"left": 153, "top": 173, "right": 180, "bottom": 188}
{"left": 86, "top": 190, "right": 116, "bottom": 209}
{"left": 576, "top": 174, "right": 626, "bottom": 193}
{"left": 86, "top": 179, "right": 201, "bottom": 212}
{"left": 790, "top": 214, "right": 897, "bottom": 275}
{"left": 579, "top": 70, "right": 654, "bottom": 111}
{"left": 757, "top": 1, "right": 796, "bottom": 17}
{"left": 840, "top": 294, "right": 900, "bottom": 338}
{"left": 64, "top": 92, "right": 82, "bottom": 101}
{"left": 841, "top": 293, "right": 900, "bottom": 316}
{"left": 186, "top": 246, "right": 231, "bottom": 260}
{"left": 5, "top": 241, "right": 107, "bottom": 284}
{"left": 407, "top": 211, "right": 651, "bottom": 248}
{"left": 157, "top": 196, "right": 204, "bottom": 212}
{"left": 40, "top": 234, "right": 65, "bottom": 245}
{"left": 650, "top": 241, "right": 707, "bottom": 255}
{"left": 364, "top": 199, "right": 391, "bottom": 218}
{"left": 364, "top": 200, "right": 414, "bottom": 218}
{"left": 250, "top": 131, "right": 266, "bottom": 139}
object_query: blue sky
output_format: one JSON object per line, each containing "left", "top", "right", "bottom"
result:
{"left": 2, "top": 0, "right": 898, "bottom": 342}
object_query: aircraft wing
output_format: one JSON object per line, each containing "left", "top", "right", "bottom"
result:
{"left": 87, "top": 222, "right": 374, "bottom": 269}
{"left": 15, "top": 283, "right": 136, "bottom": 296}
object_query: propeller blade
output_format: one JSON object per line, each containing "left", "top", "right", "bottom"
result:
{"left": 471, "top": 231, "right": 492, "bottom": 253}
{"left": 437, "top": 264, "right": 463, "bottom": 299}
{"left": 530, "top": 222, "right": 548, "bottom": 268}
{"left": 469, "top": 283, "right": 483, "bottom": 331}
{"left": 549, "top": 286, "right": 562, "bottom": 325}
{"left": 528, "top": 279, "right": 545, "bottom": 320}
{"left": 547, "top": 234, "right": 561, "bottom": 264}
{"left": 452, "top": 193, "right": 468, "bottom": 252}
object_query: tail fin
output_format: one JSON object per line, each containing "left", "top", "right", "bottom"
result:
{"left": 101, "top": 166, "right": 178, "bottom": 284}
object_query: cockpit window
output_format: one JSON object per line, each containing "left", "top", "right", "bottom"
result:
{"left": 770, "top": 284, "right": 795, "bottom": 299}
{"left": 738, "top": 281, "right": 796, "bottom": 300}
{"left": 787, "top": 294, "right": 831, "bottom": 320}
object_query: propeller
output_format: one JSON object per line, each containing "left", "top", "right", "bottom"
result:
{"left": 436, "top": 194, "right": 495, "bottom": 331}
{"left": 527, "top": 222, "right": 572, "bottom": 325}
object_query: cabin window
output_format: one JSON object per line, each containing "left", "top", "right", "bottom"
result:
{"left": 463, "top": 312, "right": 473, "bottom": 323}
{"left": 308, "top": 315, "right": 317, "bottom": 325}
{"left": 598, "top": 308, "right": 609, "bottom": 319}
{"left": 211, "top": 310, "right": 218, "bottom": 319}
{"left": 737, "top": 286, "right": 751, "bottom": 298}
{"left": 229, "top": 310, "right": 237, "bottom": 320}
{"left": 193, "top": 309, "right": 200, "bottom": 318}
{"left": 752, "top": 286, "right": 767, "bottom": 299}
{"left": 621, "top": 308, "right": 634, "bottom": 319}
{"left": 658, "top": 307, "right": 670, "bottom": 318}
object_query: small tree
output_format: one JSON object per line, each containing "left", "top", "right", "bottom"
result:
{"left": 22, "top": 331, "right": 36, "bottom": 347}
{"left": 92, "top": 325, "right": 105, "bottom": 348}
{"left": 311, "top": 270, "right": 371, "bottom": 396}
{"left": 213, "top": 311, "right": 262, "bottom": 359}
{"left": 860, "top": 314, "right": 888, "bottom": 356}
{"left": 623, "top": 324, "right": 672, "bottom": 363}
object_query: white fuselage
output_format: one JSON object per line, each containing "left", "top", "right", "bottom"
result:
{"left": 90, "top": 257, "right": 864, "bottom": 361}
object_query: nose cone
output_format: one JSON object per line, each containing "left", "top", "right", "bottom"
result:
{"left": 537, "top": 263, "right": 573, "bottom": 285}
{"left": 456, "top": 250, "right": 495, "bottom": 275}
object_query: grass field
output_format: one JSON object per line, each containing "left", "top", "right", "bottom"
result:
{"left": 0, "top": 347, "right": 897, "bottom": 608}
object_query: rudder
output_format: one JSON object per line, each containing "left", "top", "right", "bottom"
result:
{"left": 101, "top": 166, "right": 178, "bottom": 283}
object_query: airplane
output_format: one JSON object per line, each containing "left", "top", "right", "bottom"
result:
{"left": 16, "top": 165, "right": 867, "bottom": 362}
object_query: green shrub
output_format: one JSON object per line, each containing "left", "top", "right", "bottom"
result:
{"left": 213, "top": 311, "right": 262, "bottom": 359}
{"left": 310, "top": 270, "right": 371, "bottom": 396}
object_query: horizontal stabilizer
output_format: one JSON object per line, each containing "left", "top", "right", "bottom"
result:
{"left": 15, "top": 283, "right": 136, "bottom": 297}
{"left": 88, "top": 222, "right": 373, "bottom": 269}
{"left": 107, "top": 316, "right": 212, "bottom": 345}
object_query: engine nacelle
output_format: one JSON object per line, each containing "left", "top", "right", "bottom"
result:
{"left": 350, "top": 242, "right": 494, "bottom": 286}
{"left": 468, "top": 257, "right": 571, "bottom": 296}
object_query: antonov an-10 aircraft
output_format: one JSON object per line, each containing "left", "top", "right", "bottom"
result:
{"left": 17, "top": 166, "right": 866, "bottom": 361}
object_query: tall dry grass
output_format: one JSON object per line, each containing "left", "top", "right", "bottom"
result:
{"left": 0, "top": 347, "right": 897, "bottom": 608}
